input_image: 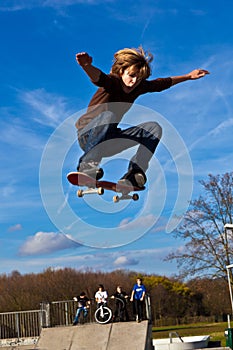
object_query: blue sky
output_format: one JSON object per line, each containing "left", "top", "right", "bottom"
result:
{"left": 0, "top": 0, "right": 232, "bottom": 277}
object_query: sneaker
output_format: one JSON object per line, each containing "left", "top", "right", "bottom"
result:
{"left": 118, "top": 169, "right": 146, "bottom": 188}
{"left": 77, "top": 161, "right": 104, "bottom": 180}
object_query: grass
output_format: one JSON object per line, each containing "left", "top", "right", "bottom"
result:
{"left": 152, "top": 322, "right": 230, "bottom": 346}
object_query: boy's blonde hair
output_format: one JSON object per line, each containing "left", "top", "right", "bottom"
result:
{"left": 111, "top": 46, "right": 153, "bottom": 80}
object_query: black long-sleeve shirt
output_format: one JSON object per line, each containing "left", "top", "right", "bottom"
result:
{"left": 76, "top": 71, "right": 172, "bottom": 131}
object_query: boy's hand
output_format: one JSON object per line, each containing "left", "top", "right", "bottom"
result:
{"left": 76, "top": 52, "right": 93, "bottom": 67}
{"left": 171, "top": 69, "right": 210, "bottom": 86}
{"left": 188, "top": 69, "right": 210, "bottom": 80}
{"left": 75, "top": 51, "right": 101, "bottom": 82}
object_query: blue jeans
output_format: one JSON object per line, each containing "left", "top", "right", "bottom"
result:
{"left": 78, "top": 111, "right": 162, "bottom": 173}
{"left": 73, "top": 306, "right": 88, "bottom": 324}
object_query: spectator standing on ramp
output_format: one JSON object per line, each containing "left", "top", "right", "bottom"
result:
{"left": 95, "top": 284, "right": 108, "bottom": 307}
{"left": 73, "top": 291, "right": 91, "bottom": 325}
{"left": 111, "top": 285, "right": 129, "bottom": 322}
{"left": 130, "top": 277, "right": 146, "bottom": 323}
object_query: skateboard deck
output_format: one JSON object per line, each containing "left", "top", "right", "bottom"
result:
{"left": 67, "top": 172, "right": 145, "bottom": 202}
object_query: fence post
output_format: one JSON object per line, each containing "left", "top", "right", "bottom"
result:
{"left": 145, "top": 294, "right": 152, "bottom": 323}
{"left": 15, "top": 313, "right": 20, "bottom": 341}
{"left": 65, "top": 302, "right": 69, "bottom": 326}
{"left": 40, "top": 302, "right": 50, "bottom": 328}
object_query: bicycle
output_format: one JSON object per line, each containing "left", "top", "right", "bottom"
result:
{"left": 94, "top": 302, "right": 112, "bottom": 324}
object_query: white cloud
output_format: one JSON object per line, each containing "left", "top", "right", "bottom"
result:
{"left": 18, "top": 88, "right": 71, "bottom": 128}
{"left": 8, "top": 224, "right": 23, "bottom": 232}
{"left": 209, "top": 118, "right": 233, "bottom": 137}
{"left": 0, "top": 120, "right": 44, "bottom": 150}
{"left": 0, "top": 0, "right": 108, "bottom": 12}
{"left": 19, "top": 231, "right": 79, "bottom": 256}
{"left": 113, "top": 255, "right": 138, "bottom": 267}
{"left": 0, "top": 244, "right": 180, "bottom": 275}
{"left": 119, "top": 214, "right": 156, "bottom": 229}
{"left": 1, "top": 183, "right": 16, "bottom": 198}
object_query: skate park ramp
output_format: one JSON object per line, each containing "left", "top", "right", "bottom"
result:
{"left": 34, "top": 320, "right": 152, "bottom": 350}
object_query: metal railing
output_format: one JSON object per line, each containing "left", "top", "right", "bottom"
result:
{"left": 40, "top": 299, "right": 94, "bottom": 327}
{"left": 0, "top": 309, "right": 45, "bottom": 346}
{"left": 41, "top": 295, "right": 152, "bottom": 327}
{"left": 0, "top": 295, "right": 151, "bottom": 346}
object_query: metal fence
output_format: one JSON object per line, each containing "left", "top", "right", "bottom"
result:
{"left": 0, "top": 309, "right": 45, "bottom": 347}
{"left": 0, "top": 309, "right": 45, "bottom": 339}
{"left": 0, "top": 295, "right": 151, "bottom": 346}
{"left": 40, "top": 299, "right": 93, "bottom": 327}
{"left": 41, "top": 295, "right": 151, "bottom": 327}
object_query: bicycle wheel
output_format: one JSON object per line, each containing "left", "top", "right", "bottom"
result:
{"left": 95, "top": 306, "right": 112, "bottom": 324}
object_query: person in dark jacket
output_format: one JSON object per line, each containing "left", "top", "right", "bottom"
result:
{"left": 73, "top": 291, "right": 90, "bottom": 325}
{"left": 111, "top": 285, "right": 129, "bottom": 322}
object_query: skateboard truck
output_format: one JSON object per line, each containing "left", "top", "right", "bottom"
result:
{"left": 77, "top": 187, "right": 104, "bottom": 197}
{"left": 77, "top": 188, "right": 139, "bottom": 202}
{"left": 113, "top": 193, "right": 139, "bottom": 203}
{"left": 67, "top": 171, "right": 144, "bottom": 202}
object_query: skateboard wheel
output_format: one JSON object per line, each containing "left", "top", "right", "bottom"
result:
{"left": 132, "top": 193, "right": 139, "bottom": 201}
{"left": 96, "top": 168, "right": 104, "bottom": 180}
{"left": 77, "top": 189, "right": 83, "bottom": 197}
{"left": 97, "top": 187, "right": 104, "bottom": 195}
{"left": 113, "top": 195, "right": 120, "bottom": 203}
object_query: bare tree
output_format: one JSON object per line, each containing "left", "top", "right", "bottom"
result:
{"left": 166, "top": 172, "right": 233, "bottom": 279}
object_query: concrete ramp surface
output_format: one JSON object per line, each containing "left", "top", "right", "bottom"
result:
{"left": 35, "top": 320, "right": 151, "bottom": 350}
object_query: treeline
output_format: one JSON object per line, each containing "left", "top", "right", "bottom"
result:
{"left": 0, "top": 268, "right": 231, "bottom": 325}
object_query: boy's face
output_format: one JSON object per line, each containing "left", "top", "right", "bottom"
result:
{"left": 121, "top": 68, "right": 140, "bottom": 90}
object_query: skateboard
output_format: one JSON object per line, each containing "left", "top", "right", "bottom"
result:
{"left": 67, "top": 172, "right": 145, "bottom": 202}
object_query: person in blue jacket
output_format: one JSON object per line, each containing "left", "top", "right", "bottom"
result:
{"left": 130, "top": 277, "right": 146, "bottom": 322}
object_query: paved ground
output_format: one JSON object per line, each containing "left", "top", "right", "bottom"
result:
{"left": 27, "top": 320, "right": 150, "bottom": 350}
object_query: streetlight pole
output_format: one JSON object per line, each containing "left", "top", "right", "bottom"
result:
{"left": 227, "top": 264, "right": 233, "bottom": 316}
{"left": 225, "top": 224, "right": 233, "bottom": 318}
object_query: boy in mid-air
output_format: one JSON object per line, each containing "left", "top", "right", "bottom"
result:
{"left": 75, "top": 47, "right": 209, "bottom": 187}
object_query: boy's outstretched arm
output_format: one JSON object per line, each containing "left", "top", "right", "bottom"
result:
{"left": 76, "top": 52, "right": 101, "bottom": 83}
{"left": 171, "top": 69, "right": 210, "bottom": 86}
